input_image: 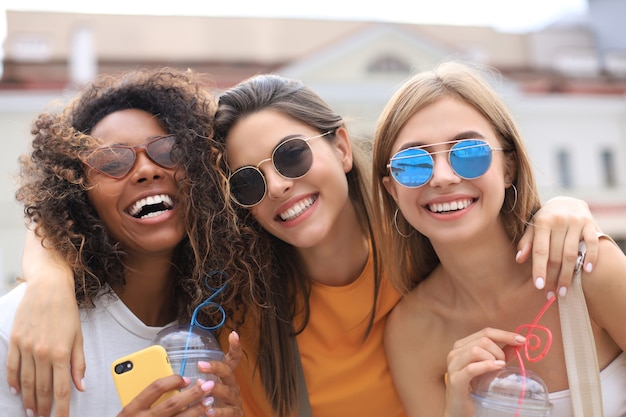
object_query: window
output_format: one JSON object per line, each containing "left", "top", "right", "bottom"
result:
{"left": 600, "top": 148, "right": 616, "bottom": 187}
{"left": 556, "top": 149, "right": 572, "bottom": 188}
{"left": 367, "top": 54, "right": 411, "bottom": 75}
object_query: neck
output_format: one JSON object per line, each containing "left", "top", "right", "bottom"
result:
{"left": 431, "top": 224, "right": 529, "bottom": 300}
{"left": 298, "top": 206, "right": 370, "bottom": 286}
{"left": 113, "top": 253, "right": 177, "bottom": 326}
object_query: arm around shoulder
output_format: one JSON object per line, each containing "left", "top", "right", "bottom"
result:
{"left": 581, "top": 236, "right": 626, "bottom": 351}
{"left": 5, "top": 229, "right": 84, "bottom": 417}
{"left": 22, "top": 229, "right": 73, "bottom": 286}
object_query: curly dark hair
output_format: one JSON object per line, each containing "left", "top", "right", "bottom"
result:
{"left": 15, "top": 68, "right": 252, "bottom": 327}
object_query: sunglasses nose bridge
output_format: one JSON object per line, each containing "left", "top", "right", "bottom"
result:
{"left": 428, "top": 152, "right": 462, "bottom": 186}
{"left": 255, "top": 156, "right": 273, "bottom": 172}
{"left": 263, "top": 164, "right": 294, "bottom": 198}
{"left": 129, "top": 145, "right": 170, "bottom": 178}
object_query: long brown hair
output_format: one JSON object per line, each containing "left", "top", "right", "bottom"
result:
{"left": 214, "top": 74, "right": 381, "bottom": 417}
{"left": 372, "top": 61, "right": 542, "bottom": 294}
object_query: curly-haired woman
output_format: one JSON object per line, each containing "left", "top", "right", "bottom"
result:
{"left": 0, "top": 68, "right": 245, "bottom": 417}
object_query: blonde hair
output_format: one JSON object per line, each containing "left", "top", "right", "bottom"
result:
{"left": 372, "top": 61, "right": 541, "bottom": 293}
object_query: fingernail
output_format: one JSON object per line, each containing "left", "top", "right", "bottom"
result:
{"left": 494, "top": 360, "right": 506, "bottom": 366}
{"left": 547, "top": 291, "right": 555, "bottom": 300}
{"left": 182, "top": 376, "right": 191, "bottom": 385}
{"left": 558, "top": 286, "right": 567, "bottom": 297}
{"left": 201, "top": 379, "right": 215, "bottom": 392}
{"left": 202, "top": 396, "right": 215, "bottom": 407}
{"left": 535, "top": 277, "right": 545, "bottom": 290}
{"left": 81, "top": 378, "right": 86, "bottom": 391}
{"left": 585, "top": 262, "right": 593, "bottom": 273}
{"left": 515, "top": 335, "right": 526, "bottom": 343}
{"left": 26, "top": 409, "right": 34, "bottom": 417}
{"left": 198, "top": 360, "right": 211, "bottom": 369}
{"left": 206, "top": 408, "right": 216, "bottom": 415}
{"left": 515, "top": 250, "right": 522, "bottom": 262}
{"left": 9, "top": 386, "right": 17, "bottom": 395}
{"left": 231, "top": 330, "right": 240, "bottom": 341}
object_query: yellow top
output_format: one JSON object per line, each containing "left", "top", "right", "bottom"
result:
{"left": 223, "top": 253, "right": 405, "bottom": 416}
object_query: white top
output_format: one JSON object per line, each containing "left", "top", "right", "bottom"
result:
{"left": 548, "top": 351, "right": 626, "bottom": 417}
{"left": 0, "top": 283, "right": 174, "bottom": 417}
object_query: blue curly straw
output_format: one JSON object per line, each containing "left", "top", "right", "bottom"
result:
{"left": 179, "top": 270, "right": 227, "bottom": 377}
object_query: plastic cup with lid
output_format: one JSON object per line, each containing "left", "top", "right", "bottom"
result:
{"left": 153, "top": 323, "right": 225, "bottom": 386}
{"left": 471, "top": 367, "right": 553, "bottom": 416}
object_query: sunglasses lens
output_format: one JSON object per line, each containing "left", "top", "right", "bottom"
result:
{"left": 229, "top": 168, "right": 266, "bottom": 207}
{"left": 86, "top": 147, "right": 135, "bottom": 178}
{"left": 146, "top": 135, "right": 177, "bottom": 168}
{"left": 273, "top": 138, "right": 313, "bottom": 178}
{"left": 450, "top": 140, "right": 492, "bottom": 179}
{"left": 389, "top": 148, "right": 433, "bottom": 187}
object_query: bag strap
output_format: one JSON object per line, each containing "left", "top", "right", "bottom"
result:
{"left": 294, "top": 337, "right": 313, "bottom": 417}
{"left": 558, "top": 241, "right": 604, "bottom": 416}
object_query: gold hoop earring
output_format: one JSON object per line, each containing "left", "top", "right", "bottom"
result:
{"left": 393, "top": 208, "right": 413, "bottom": 238}
{"left": 503, "top": 184, "right": 518, "bottom": 214}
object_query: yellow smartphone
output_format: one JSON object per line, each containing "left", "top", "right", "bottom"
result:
{"left": 111, "top": 344, "right": 177, "bottom": 407}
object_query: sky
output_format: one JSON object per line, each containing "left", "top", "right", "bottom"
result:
{"left": 2, "top": 0, "right": 589, "bottom": 34}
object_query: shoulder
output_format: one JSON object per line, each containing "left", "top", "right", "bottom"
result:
{"left": 581, "top": 237, "right": 626, "bottom": 332}
{"left": 0, "top": 283, "right": 27, "bottom": 336}
{"left": 385, "top": 284, "right": 439, "bottom": 347}
{"left": 582, "top": 237, "right": 626, "bottom": 294}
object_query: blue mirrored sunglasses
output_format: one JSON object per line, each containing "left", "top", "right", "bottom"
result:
{"left": 387, "top": 139, "right": 503, "bottom": 188}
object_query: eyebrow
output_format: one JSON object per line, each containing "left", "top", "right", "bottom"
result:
{"left": 99, "top": 134, "right": 170, "bottom": 147}
{"left": 278, "top": 133, "right": 307, "bottom": 144}
{"left": 397, "top": 130, "right": 487, "bottom": 152}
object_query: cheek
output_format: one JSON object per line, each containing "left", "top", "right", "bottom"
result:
{"left": 173, "top": 167, "right": 186, "bottom": 182}
{"left": 86, "top": 181, "right": 122, "bottom": 215}
{"left": 249, "top": 204, "right": 270, "bottom": 227}
{"left": 382, "top": 177, "right": 399, "bottom": 203}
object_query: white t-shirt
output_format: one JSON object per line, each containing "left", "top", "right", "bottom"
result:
{"left": 0, "top": 283, "right": 174, "bottom": 417}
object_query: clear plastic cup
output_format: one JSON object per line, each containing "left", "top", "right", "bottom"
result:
{"left": 153, "top": 324, "right": 225, "bottom": 386}
{"left": 471, "top": 367, "right": 553, "bottom": 416}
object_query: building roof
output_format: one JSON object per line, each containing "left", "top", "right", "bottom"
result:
{"left": 3, "top": 9, "right": 626, "bottom": 93}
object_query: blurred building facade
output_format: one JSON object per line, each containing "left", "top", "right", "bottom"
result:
{"left": 1, "top": 3, "right": 625, "bottom": 291}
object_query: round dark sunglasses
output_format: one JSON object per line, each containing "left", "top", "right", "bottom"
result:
{"left": 228, "top": 131, "right": 333, "bottom": 207}
{"left": 82, "top": 135, "right": 177, "bottom": 179}
{"left": 388, "top": 139, "right": 503, "bottom": 188}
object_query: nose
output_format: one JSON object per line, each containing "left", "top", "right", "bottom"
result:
{"left": 262, "top": 165, "right": 293, "bottom": 200}
{"left": 131, "top": 152, "right": 165, "bottom": 183}
{"left": 428, "top": 153, "right": 461, "bottom": 188}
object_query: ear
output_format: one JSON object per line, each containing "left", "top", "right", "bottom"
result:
{"left": 382, "top": 175, "right": 399, "bottom": 203}
{"left": 503, "top": 151, "right": 517, "bottom": 187}
{"left": 332, "top": 127, "right": 353, "bottom": 173}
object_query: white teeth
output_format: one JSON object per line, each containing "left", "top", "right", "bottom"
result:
{"left": 279, "top": 196, "right": 316, "bottom": 221}
{"left": 428, "top": 199, "right": 472, "bottom": 213}
{"left": 128, "top": 194, "right": 174, "bottom": 218}
{"left": 141, "top": 210, "right": 167, "bottom": 218}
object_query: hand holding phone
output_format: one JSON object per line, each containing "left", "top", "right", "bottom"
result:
{"left": 111, "top": 345, "right": 177, "bottom": 407}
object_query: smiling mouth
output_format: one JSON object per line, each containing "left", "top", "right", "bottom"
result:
{"left": 127, "top": 194, "right": 175, "bottom": 219}
{"left": 427, "top": 198, "right": 474, "bottom": 213}
{"left": 278, "top": 195, "right": 317, "bottom": 221}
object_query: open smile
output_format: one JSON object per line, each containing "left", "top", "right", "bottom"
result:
{"left": 427, "top": 198, "right": 474, "bottom": 213}
{"left": 127, "top": 194, "right": 175, "bottom": 219}
{"left": 278, "top": 195, "right": 317, "bottom": 221}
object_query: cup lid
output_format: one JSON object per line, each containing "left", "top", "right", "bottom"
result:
{"left": 471, "top": 367, "right": 552, "bottom": 413}
{"left": 153, "top": 323, "right": 222, "bottom": 353}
